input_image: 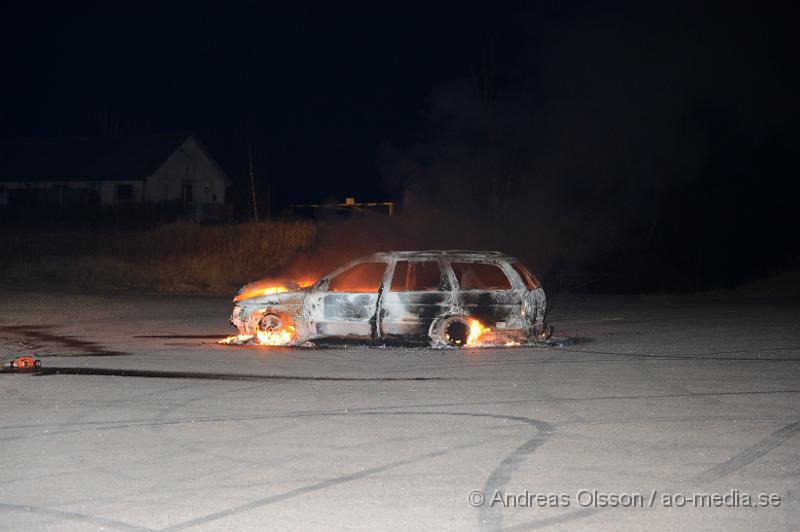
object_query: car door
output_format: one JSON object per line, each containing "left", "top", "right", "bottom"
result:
{"left": 305, "top": 260, "right": 388, "bottom": 339}
{"left": 379, "top": 258, "right": 454, "bottom": 341}
{"left": 448, "top": 260, "right": 522, "bottom": 328}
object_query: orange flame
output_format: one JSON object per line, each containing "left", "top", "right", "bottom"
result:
{"left": 256, "top": 324, "right": 296, "bottom": 345}
{"left": 234, "top": 285, "right": 289, "bottom": 302}
{"left": 463, "top": 318, "right": 520, "bottom": 347}
{"left": 233, "top": 278, "right": 317, "bottom": 303}
{"left": 218, "top": 323, "right": 297, "bottom": 347}
{"left": 466, "top": 318, "right": 490, "bottom": 346}
{"left": 218, "top": 334, "right": 251, "bottom": 345}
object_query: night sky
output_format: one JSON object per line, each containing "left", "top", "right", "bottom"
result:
{"left": 2, "top": 2, "right": 518, "bottom": 202}
{"left": 2, "top": 1, "right": 798, "bottom": 287}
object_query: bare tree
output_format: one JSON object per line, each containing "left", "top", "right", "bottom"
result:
{"left": 248, "top": 141, "right": 259, "bottom": 221}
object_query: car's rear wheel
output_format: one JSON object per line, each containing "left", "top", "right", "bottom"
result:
{"left": 429, "top": 316, "right": 471, "bottom": 347}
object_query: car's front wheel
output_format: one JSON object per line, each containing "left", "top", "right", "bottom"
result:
{"left": 258, "top": 313, "right": 284, "bottom": 332}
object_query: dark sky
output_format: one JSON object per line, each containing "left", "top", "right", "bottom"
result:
{"left": 2, "top": 1, "right": 798, "bottom": 286}
{"left": 2, "top": 2, "right": 794, "bottom": 201}
{"left": 1, "top": 1, "right": 525, "bottom": 204}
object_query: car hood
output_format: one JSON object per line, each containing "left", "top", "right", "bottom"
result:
{"left": 233, "top": 278, "right": 311, "bottom": 303}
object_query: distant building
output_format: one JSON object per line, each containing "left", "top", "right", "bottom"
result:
{"left": 0, "top": 133, "right": 232, "bottom": 221}
{"left": 290, "top": 197, "right": 395, "bottom": 218}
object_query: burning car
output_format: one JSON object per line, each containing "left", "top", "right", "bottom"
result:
{"left": 5, "top": 356, "right": 42, "bottom": 369}
{"left": 225, "top": 251, "right": 548, "bottom": 347}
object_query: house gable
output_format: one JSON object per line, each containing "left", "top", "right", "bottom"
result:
{"left": 145, "top": 136, "right": 231, "bottom": 204}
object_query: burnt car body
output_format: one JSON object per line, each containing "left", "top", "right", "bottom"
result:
{"left": 230, "top": 251, "right": 547, "bottom": 346}
{"left": 5, "top": 356, "right": 42, "bottom": 369}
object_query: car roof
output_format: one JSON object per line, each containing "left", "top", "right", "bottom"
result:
{"left": 360, "top": 250, "right": 517, "bottom": 262}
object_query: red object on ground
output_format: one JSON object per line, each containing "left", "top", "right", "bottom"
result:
{"left": 6, "top": 356, "right": 42, "bottom": 369}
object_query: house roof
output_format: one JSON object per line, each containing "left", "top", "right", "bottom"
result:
{"left": 0, "top": 133, "right": 215, "bottom": 182}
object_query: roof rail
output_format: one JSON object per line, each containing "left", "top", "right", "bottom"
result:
{"left": 441, "top": 250, "right": 504, "bottom": 255}
{"left": 385, "top": 250, "right": 506, "bottom": 256}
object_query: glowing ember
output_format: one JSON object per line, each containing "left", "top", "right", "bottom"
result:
{"left": 466, "top": 318, "right": 490, "bottom": 346}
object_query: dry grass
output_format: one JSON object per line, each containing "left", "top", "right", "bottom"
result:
{"left": 0, "top": 221, "right": 317, "bottom": 293}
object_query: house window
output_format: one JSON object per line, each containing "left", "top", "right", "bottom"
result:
{"left": 116, "top": 184, "right": 134, "bottom": 202}
{"left": 181, "top": 181, "right": 193, "bottom": 203}
{"left": 88, "top": 188, "right": 100, "bottom": 206}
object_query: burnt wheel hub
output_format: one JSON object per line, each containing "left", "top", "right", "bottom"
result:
{"left": 444, "top": 319, "right": 470, "bottom": 346}
{"left": 259, "top": 313, "right": 283, "bottom": 332}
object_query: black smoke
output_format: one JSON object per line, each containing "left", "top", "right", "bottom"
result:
{"left": 377, "top": 2, "right": 799, "bottom": 291}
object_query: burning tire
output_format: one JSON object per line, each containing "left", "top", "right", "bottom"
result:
{"left": 430, "top": 316, "right": 472, "bottom": 347}
{"left": 258, "top": 313, "right": 284, "bottom": 333}
{"left": 252, "top": 312, "right": 297, "bottom": 345}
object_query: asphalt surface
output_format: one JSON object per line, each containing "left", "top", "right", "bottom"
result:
{"left": 1, "top": 289, "right": 798, "bottom": 531}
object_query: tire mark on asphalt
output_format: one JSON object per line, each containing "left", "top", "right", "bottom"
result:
{"left": 477, "top": 418, "right": 554, "bottom": 531}
{"left": 555, "top": 415, "right": 789, "bottom": 428}
{"left": 159, "top": 440, "right": 482, "bottom": 532}
{"left": 0, "top": 366, "right": 446, "bottom": 381}
{"left": 476, "top": 348, "right": 602, "bottom": 531}
{"left": 637, "top": 360, "right": 729, "bottom": 411}
{"left": 155, "top": 410, "right": 552, "bottom": 532}
{"left": 502, "top": 507, "right": 601, "bottom": 531}
{"left": 5, "top": 397, "right": 796, "bottom": 530}
{"left": 378, "top": 343, "right": 800, "bottom": 375}
{"left": 690, "top": 420, "right": 800, "bottom": 485}
{"left": 102, "top": 382, "right": 211, "bottom": 408}
{"left": 544, "top": 345, "right": 800, "bottom": 362}
{"left": 494, "top": 420, "right": 800, "bottom": 531}
{"left": 284, "top": 390, "right": 800, "bottom": 421}
{"left": 0, "top": 502, "right": 151, "bottom": 531}
{"left": 4, "top": 390, "right": 798, "bottom": 440}
{"left": 352, "top": 412, "right": 577, "bottom": 532}
{"left": 379, "top": 356, "right": 641, "bottom": 374}
{"left": 0, "top": 325, "right": 129, "bottom": 357}
{"left": 304, "top": 411, "right": 555, "bottom": 532}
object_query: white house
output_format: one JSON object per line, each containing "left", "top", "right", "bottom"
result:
{"left": 0, "top": 133, "right": 232, "bottom": 220}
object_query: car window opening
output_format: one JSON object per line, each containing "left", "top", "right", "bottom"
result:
{"left": 450, "top": 262, "right": 512, "bottom": 290}
{"left": 329, "top": 262, "right": 387, "bottom": 293}
{"left": 391, "top": 261, "right": 447, "bottom": 292}
{"left": 511, "top": 262, "right": 541, "bottom": 289}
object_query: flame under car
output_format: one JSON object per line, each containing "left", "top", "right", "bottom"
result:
{"left": 228, "top": 251, "right": 548, "bottom": 347}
